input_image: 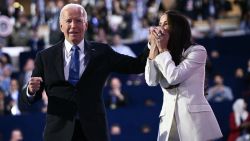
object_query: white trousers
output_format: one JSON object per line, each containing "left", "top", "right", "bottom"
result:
{"left": 168, "top": 116, "right": 180, "bottom": 141}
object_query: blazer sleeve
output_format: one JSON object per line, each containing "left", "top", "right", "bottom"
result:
{"left": 154, "top": 45, "right": 207, "bottom": 85}
{"left": 145, "top": 59, "right": 160, "bottom": 86}
{"left": 21, "top": 52, "right": 44, "bottom": 105}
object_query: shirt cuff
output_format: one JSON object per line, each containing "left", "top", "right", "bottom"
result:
{"left": 147, "top": 42, "right": 151, "bottom": 49}
{"left": 26, "top": 86, "right": 35, "bottom": 99}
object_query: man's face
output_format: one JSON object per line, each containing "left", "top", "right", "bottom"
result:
{"left": 60, "top": 7, "right": 88, "bottom": 45}
{"left": 110, "top": 78, "right": 121, "bottom": 89}
{"left": 214, "top": 75, "right": 223, "bottom": 85}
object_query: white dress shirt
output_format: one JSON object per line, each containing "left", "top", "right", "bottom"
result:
{"left": 64, "top": 39, "right": 86, "bottom": 80}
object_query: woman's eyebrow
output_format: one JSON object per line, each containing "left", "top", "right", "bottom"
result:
{"left": 159, "top": 21, "right": 168, "bottom": 25}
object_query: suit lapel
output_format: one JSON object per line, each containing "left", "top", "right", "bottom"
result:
{"left": 53, "top": 40, "right": 99, "bottom": 85}
{"left": 54, "top": 41, "right": 66, "bottom": 81}
{"left": 78, "top": 40, "right": 98, "bottom": 82}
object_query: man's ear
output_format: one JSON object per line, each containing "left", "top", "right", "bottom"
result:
{"left": 84, "top": 22, "right": 88, "bottom": 30}
{"left": 59, "top": 24, "right": 63, "bottom": 32}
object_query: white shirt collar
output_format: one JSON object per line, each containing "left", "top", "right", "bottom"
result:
{"left": 64, "top": 39, "right": 85, "bottom": 54}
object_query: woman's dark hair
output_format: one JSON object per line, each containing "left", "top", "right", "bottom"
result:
{"left": 164, "top": 10, "right": 193, "bottom": 65}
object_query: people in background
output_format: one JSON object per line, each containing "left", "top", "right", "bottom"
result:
{"left": 228, "top": 98, "right": 250, "bottom": 141}
{"left": 9, "top": 128, "right": 23, "bottom": 141}
{"left": 206, "top": 17, "right": 222, "bottom": 38}
{"left": 110, "top": 123, "right": 122, "bottom": 136}
{"left": 0, "top": 65, "right": 12, "bottom": 95}
{"left": 9, "top": 14, "right": 31, "bottom": 46}
{"left": 240, "top": 11, "right": 250, "bottom": 34}
{"left": 207, "top": 74, "right": 234, "bottom": 102}
{"left": 5, "top": 79, "right": 21, "bottom": 115}
{"left": 94, "top": 27, "right": 108, "bottom": 44}
{"left": 0, "top": 88, "right": 7, "bottom": 115}
{"left": 107, "top": 77, "right": 128, "bottom": 110}
{"left": 141, "top": 124, "right": 151, "bottom": 134}
{"left": 111, "top": 34, "right": 136, "bottom": 57}
{"left": 27, "top": 29, "right": 45, "bottom": 53}
{"left": 18, "top": 58, "right": 35, "bottom": 89}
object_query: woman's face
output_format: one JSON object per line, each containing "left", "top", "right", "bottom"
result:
{"left": 159, "top": 14, "right": 169, "bottom": 30}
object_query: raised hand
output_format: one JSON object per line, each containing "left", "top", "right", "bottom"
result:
{"left": 152, "top": 26, "right": 169, "bottom": 53}
{"left": 28, "top": 77, "right": 43, "bottom": 95}
{"left": 148, "top": 26, "right": 159, "bottom": 59}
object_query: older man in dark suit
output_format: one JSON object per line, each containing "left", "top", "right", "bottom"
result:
{"left": 21, "top": 3, "right": 149, "bottom": 141}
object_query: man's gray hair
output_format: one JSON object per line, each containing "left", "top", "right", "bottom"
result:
{"left": 59, "top": 3, "right": 88, "bottom": 22}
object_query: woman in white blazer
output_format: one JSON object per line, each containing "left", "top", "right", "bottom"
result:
{"left": 145, "top": 10, "right": 223, "bottom": 141}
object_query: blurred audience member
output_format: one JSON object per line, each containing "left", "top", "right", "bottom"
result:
{"left": 110, "top": 124, "right": 122, "bottom": 135}
{"left": 141, "top": 124, "right": 151, "bottom": 134}
{"left": 0, "top": 44, "right": 12, "bottom": 67}
{"left": 234, "top": 68, "right": 247, "bottom": 99}
{"left": 94, "top": 27, "right": 108, "bottom": 43}
{"left": 206, "top": 17, "right": 222, "bottom": 38}
{"left": 109, "top": 0, "right": 124, "bottom": 34}
{"left": 120, "top": 1, "right": 134, "bottom": 38}
{"left": 202, "top": 0, "right": 221, "bottom": 19}
{"left": 9, "top": 14, "right": 31, "bottom": 46}
{"left": 236, "top": 68, "right": 245, "bottom": 79}
{"left": 228, "top": 99, "right": 250, "bottom": 141}
{"left": 144, "top": 98, "right": 156, "bottom": 107}
{"left": 210, "top": 50, "right": 220, "bottom": 59}
{"left": 111, "top": 34, "right": 136, "bottom": 57}
{"left": 27, "top": 29, "right": 45, "bottom": 53}
{"left": 179, "top": 0, "right": 198, "bottom": 19}
{"left": 145, "top": 0, "right": 158, "bottom": 26}
{"left": 207, "top": 74, "right": 234, "bottom": 102}
{"left": 0, "top": 89, "right": 6, "bottom": 116}
{"left": 189, "top": 18, "right": 205, "bottom": 39}
{"left": 107, "top": 77, "right": 128, "bottom": 110}
{"left": 47, "top": 0, "right": 64, "bottom": 44}
{"left": 0, "top": 65, "right": 12, "bottom": 95}
{"left": 5, "top": 79, "right": 21, "bottom": 115}
{"left": 133, "top": 17, "right": 149, "bottom": 42}
{"left": 19, "top": 58, "right": 34, "bottom": 89}
{"left": 240, "top": 12, "right": 250, "bottom": 34}
{"left": 10, "top": 128, "right": 23, "bottom": 141}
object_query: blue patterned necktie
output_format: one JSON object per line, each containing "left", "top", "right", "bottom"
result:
{"left": 68, "top": 45, "right": 80, "bottom": 85}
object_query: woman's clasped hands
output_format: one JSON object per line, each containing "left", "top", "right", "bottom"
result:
{"left": 148, "top": 26, "right": 169, "bottom": 59}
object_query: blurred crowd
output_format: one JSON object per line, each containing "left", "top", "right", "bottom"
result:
{"left": 0, "top": 0, "right": 250, "bottom": 47}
